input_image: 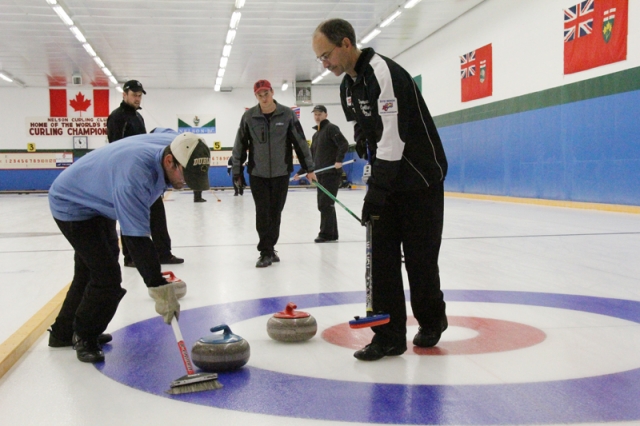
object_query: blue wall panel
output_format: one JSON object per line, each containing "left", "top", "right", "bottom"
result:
{"left": 439, "top": 90, "right": 640, "bottom": 206}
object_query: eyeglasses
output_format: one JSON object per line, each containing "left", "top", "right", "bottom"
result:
{"left": 316, "top": 45, "right": 338, "bottom": 63}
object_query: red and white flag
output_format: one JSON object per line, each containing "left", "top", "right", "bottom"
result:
{"left": 49, "top": 89, "right": 109, "bottom": 118}
{"left": 460, "top": 44, "right": 492, "bottom": 102}
{"left": 564, "top": 0, "right": 628, "bottom": 74}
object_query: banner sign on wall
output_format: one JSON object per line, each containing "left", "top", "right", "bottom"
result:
{"left": 564, "top": 0, "right": 628, "bottom": 74}
{"left": 26, "top": 117, "right": 107, "bottom": 137}
{"left": 460, "top": 43, "right": 493, "bottom": 102}
{"left": 177, "top": 115, "right": 216, "bottom": 134}
{"left": 50, "top": 89, "right": 109, "bottom": 117}
{"left": 0, "top": 152, "right": 73, "bottom": 169}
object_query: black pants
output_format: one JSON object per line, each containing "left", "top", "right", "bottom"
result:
{"left": 122, "top": 196, "right": 171, "bottom": 261}
{"left": 249, "top": 175, "right": 289, "bottom": 253}
{"left": 370, "top": 182, "right": 446, "bottom": 347}
{"left": 317, "top": 172, "right": 340, "bottom": 240}
{"left": 51, "top": 217, "right": 127, "bottom": 340}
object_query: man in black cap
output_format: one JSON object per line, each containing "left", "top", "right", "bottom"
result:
{"left": 107, "top": 80, "right": 184, "bottom": 267}
{"left": 295, "top": 105, "right": 349, "bottom": 242}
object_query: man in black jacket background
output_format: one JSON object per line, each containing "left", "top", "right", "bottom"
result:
{"left": 107, "top": 80, "right": 184, "bottom": 267}
{"left": 296, "top": 105, "right": 349, "bottom": 243}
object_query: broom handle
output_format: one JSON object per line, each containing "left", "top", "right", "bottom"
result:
{"left": 312, "top": 180, "right": 362, "bottom": 223}
{"left": 171, "top": 317, "right": 196, "bottom": 376}
{"left": 290, "top": 159, "right": 355, "bottom": 181}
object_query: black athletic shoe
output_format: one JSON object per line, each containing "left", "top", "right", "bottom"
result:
{"left": 72, "top": 334, "right": 105, "bottom": 363}
{"left": 194, "top": 198, "right": 207, "bottom": 203}
{"left": 353, "top": 342, "right": 407, "bottom": 361}
{"left": 124, "top": 259, "right": 136, "bottom": 268}
{"left": 413, "top": 316, "right": 448, "bottom": 348}
{"left": 256, "top": 253, "right": 272, "bottom": 268}
{"left": 160, "top": 255, "right": 184, "bottom": 265}
{"left": 48, "top": 329, "right": 112, "bottom": 348}
{"left": 270, "top": 250, "right": 280, "bottom": 262}
{"left": 314, "top": 236, "right": 338, "bottom": 243}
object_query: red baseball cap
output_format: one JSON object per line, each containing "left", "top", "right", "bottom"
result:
{"left": 254, "top": 80, "right": 272, "bottom": 94}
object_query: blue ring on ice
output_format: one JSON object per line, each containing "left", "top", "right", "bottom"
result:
{"left": 97, "top": 290, "right": 640, "bottom": 425}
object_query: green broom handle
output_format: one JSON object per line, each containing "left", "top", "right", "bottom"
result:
{"left": 291, "top": 159, "right": 355, "bottom": 181}
{"left": 312, "top": 180, "right": 362, "bottom": 223}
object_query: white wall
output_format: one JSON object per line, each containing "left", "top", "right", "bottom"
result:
{"left": 0, "top": 84, "right": 352, "bottom": 151}
{"left": 396, "top": 0, "right": 640, "bottom": 116}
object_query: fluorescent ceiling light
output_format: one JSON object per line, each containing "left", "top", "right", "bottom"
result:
{"left": 360, "top": 28, "right": 381, "bottom": 44}
{"left": 109, "top": 75, "right": 118, "bottom": 85}
{"left": 214, "top": 85, "right": 221, "bottom": 92}
{"left": 101, "top": 67, "right": 112, "bottom": 77}
{"left": 69, "top": 26, "right": 86, "bottom": 43}
{"left": 116, "top": 87, "right": 123, "bottom": 93}
{"left": 404, "top": 0, "right": 423, "bottom": 9}
{"left": 222, "top": 44, "right": 232, "bottom": 57}
{"left": 230, "top": 11, "right": 242, "bottom": 29}
{"left": 0, "top": 72, "right": 13, "bottom": 83}
{"left": 52, "top": 5, "right": 74, "bottom": 26}
{"left": 311, "top": 75, "right": 323, "bottom": 84}
{"left": 226, "top": 29, "right": 236, "bottom": 44}
{"left": 321, "top": 69, "right": 331, "bottom": 77}
{"left": 235, "top": 0, "right": 246, "bottom": 8}
{"left": 380, "top": 10, "right": 402, "bottom": 28}
{"left": 216, "top": 77, "right": 223, "bottom": 86}
{"left": 83, "top": 43, "right": 96, "bottom": 57}
{"left": 281, "top": 81, "right": 288, "bottom": 91}
{"left": 220, "top": 56, "right": 228, "bottom": 68}
{"left": 218, "top": 68, "right": 225, "bottom": 77}
{"left": 46, "top": 0, "right": 57, "bottom": 4}
{"left": 93, "top": 56, "right": 105, "bottom": 68}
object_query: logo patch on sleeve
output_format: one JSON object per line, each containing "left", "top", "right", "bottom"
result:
{"left": 378, "top": 98, "right": 398, "bottom": 115}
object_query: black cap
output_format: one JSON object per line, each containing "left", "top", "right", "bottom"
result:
{"left": 312, "top": 104, "right": 327, "bottom": 113}
{"left": 123, "top": 80, "right": 146, "bottom": 94}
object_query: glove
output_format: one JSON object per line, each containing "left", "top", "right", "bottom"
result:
{"left": 148, "top": 284, "right": 180, "bottom": 324}
{"left": 361, "top": 201, "right": 382, "bottom": 226}
{"left": 355, "top": 139, "right": 368, "bottom": 160}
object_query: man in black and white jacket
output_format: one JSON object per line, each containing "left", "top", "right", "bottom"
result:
{"left": 313, "top": 18, "right": 449, "bottom": 361}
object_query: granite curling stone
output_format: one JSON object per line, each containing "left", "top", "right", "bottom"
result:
{"left": 267, "top": 302, "right": 317, "bottom": 342}
{"left": 191, "top": 324, "right": 250, "bottom": 372}
{"left": 148, "top": 271, "right": 186, "bottom": 300}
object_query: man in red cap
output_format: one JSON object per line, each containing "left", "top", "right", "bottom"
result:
{"left": 231, "top": 80, "right": 316, "bottom": 267}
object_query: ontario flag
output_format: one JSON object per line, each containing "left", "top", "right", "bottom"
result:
{"left": 563, "top": 0, "right": 628, "bottom": 74}
{"left": 49, "top": 89, "right": 110, "bottom": 117}
{"left": 460, "top": 43, "right": 492, "bottom": 102}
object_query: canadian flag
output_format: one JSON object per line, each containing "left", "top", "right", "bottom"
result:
{"left": 49, "top": 89, "right": 110, "bottom": 118}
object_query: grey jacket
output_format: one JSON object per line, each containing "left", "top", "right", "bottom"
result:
{"left": 232, "top": 101, "right": 314, "bottom": 178}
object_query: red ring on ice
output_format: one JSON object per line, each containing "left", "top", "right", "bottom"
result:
{"left": 321, "top": 315, "right": 546, "bottom": 355}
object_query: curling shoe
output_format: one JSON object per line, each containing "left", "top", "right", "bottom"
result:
{"left": 256, "top": 252, "right": 272, "bottom": 268}
{"left": 413, "top": 316, "right": 448, "bottom": 348}
{"left": 270, "top": 250, "right": 280, "bottom": 262}
{"left": 72, "top": 334, "right": 105, "bottom": 363}
{"left": 354, "top": 341, "right": 406, "bottom": 361}
{"left": 48, "top": 329, "right": 112, "bottom": 348}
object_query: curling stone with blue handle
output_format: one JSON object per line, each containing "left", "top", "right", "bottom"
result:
{"left": 191, "top": 324, "right": 250, "bottom": 372}
{"left": 267, "top": 302, "right": 317, "bottom": 342}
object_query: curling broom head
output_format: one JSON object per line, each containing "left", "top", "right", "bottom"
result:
{"left": 166, "top": 372, "right": 222, "bottom": 395}
{"left": 349, "top": 313, "right": 390, "bottom": 329}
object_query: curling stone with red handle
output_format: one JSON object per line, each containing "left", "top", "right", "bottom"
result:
{"left": 267, "top": 302, "right": 317, "bottom": 342}
{"left": 191, "top": 324, "right": 250, "bottom": 372}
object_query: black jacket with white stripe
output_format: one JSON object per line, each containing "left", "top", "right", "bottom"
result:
{"left": 340, "top": 48, "right": 448, "bottom": 206}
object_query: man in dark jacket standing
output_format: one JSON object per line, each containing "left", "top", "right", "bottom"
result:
{"left": 313, "top": 19, "right": 449, "bottom": 361}
{"left": 296, "top": 105, "right": 349, "bottom": 243}
{"left": 232, "top": 79, "right": 316, "bottom": 267}
{"left": 107, "top": 80, "right": 184, "bottom": 267}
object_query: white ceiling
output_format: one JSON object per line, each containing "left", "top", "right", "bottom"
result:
{"left": 0, "top": 0, "right": 485, "bottom": 90}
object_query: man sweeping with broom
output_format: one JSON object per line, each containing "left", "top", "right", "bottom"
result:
{"left": 48, "top": 129, "right": 210, "bottom": 367}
